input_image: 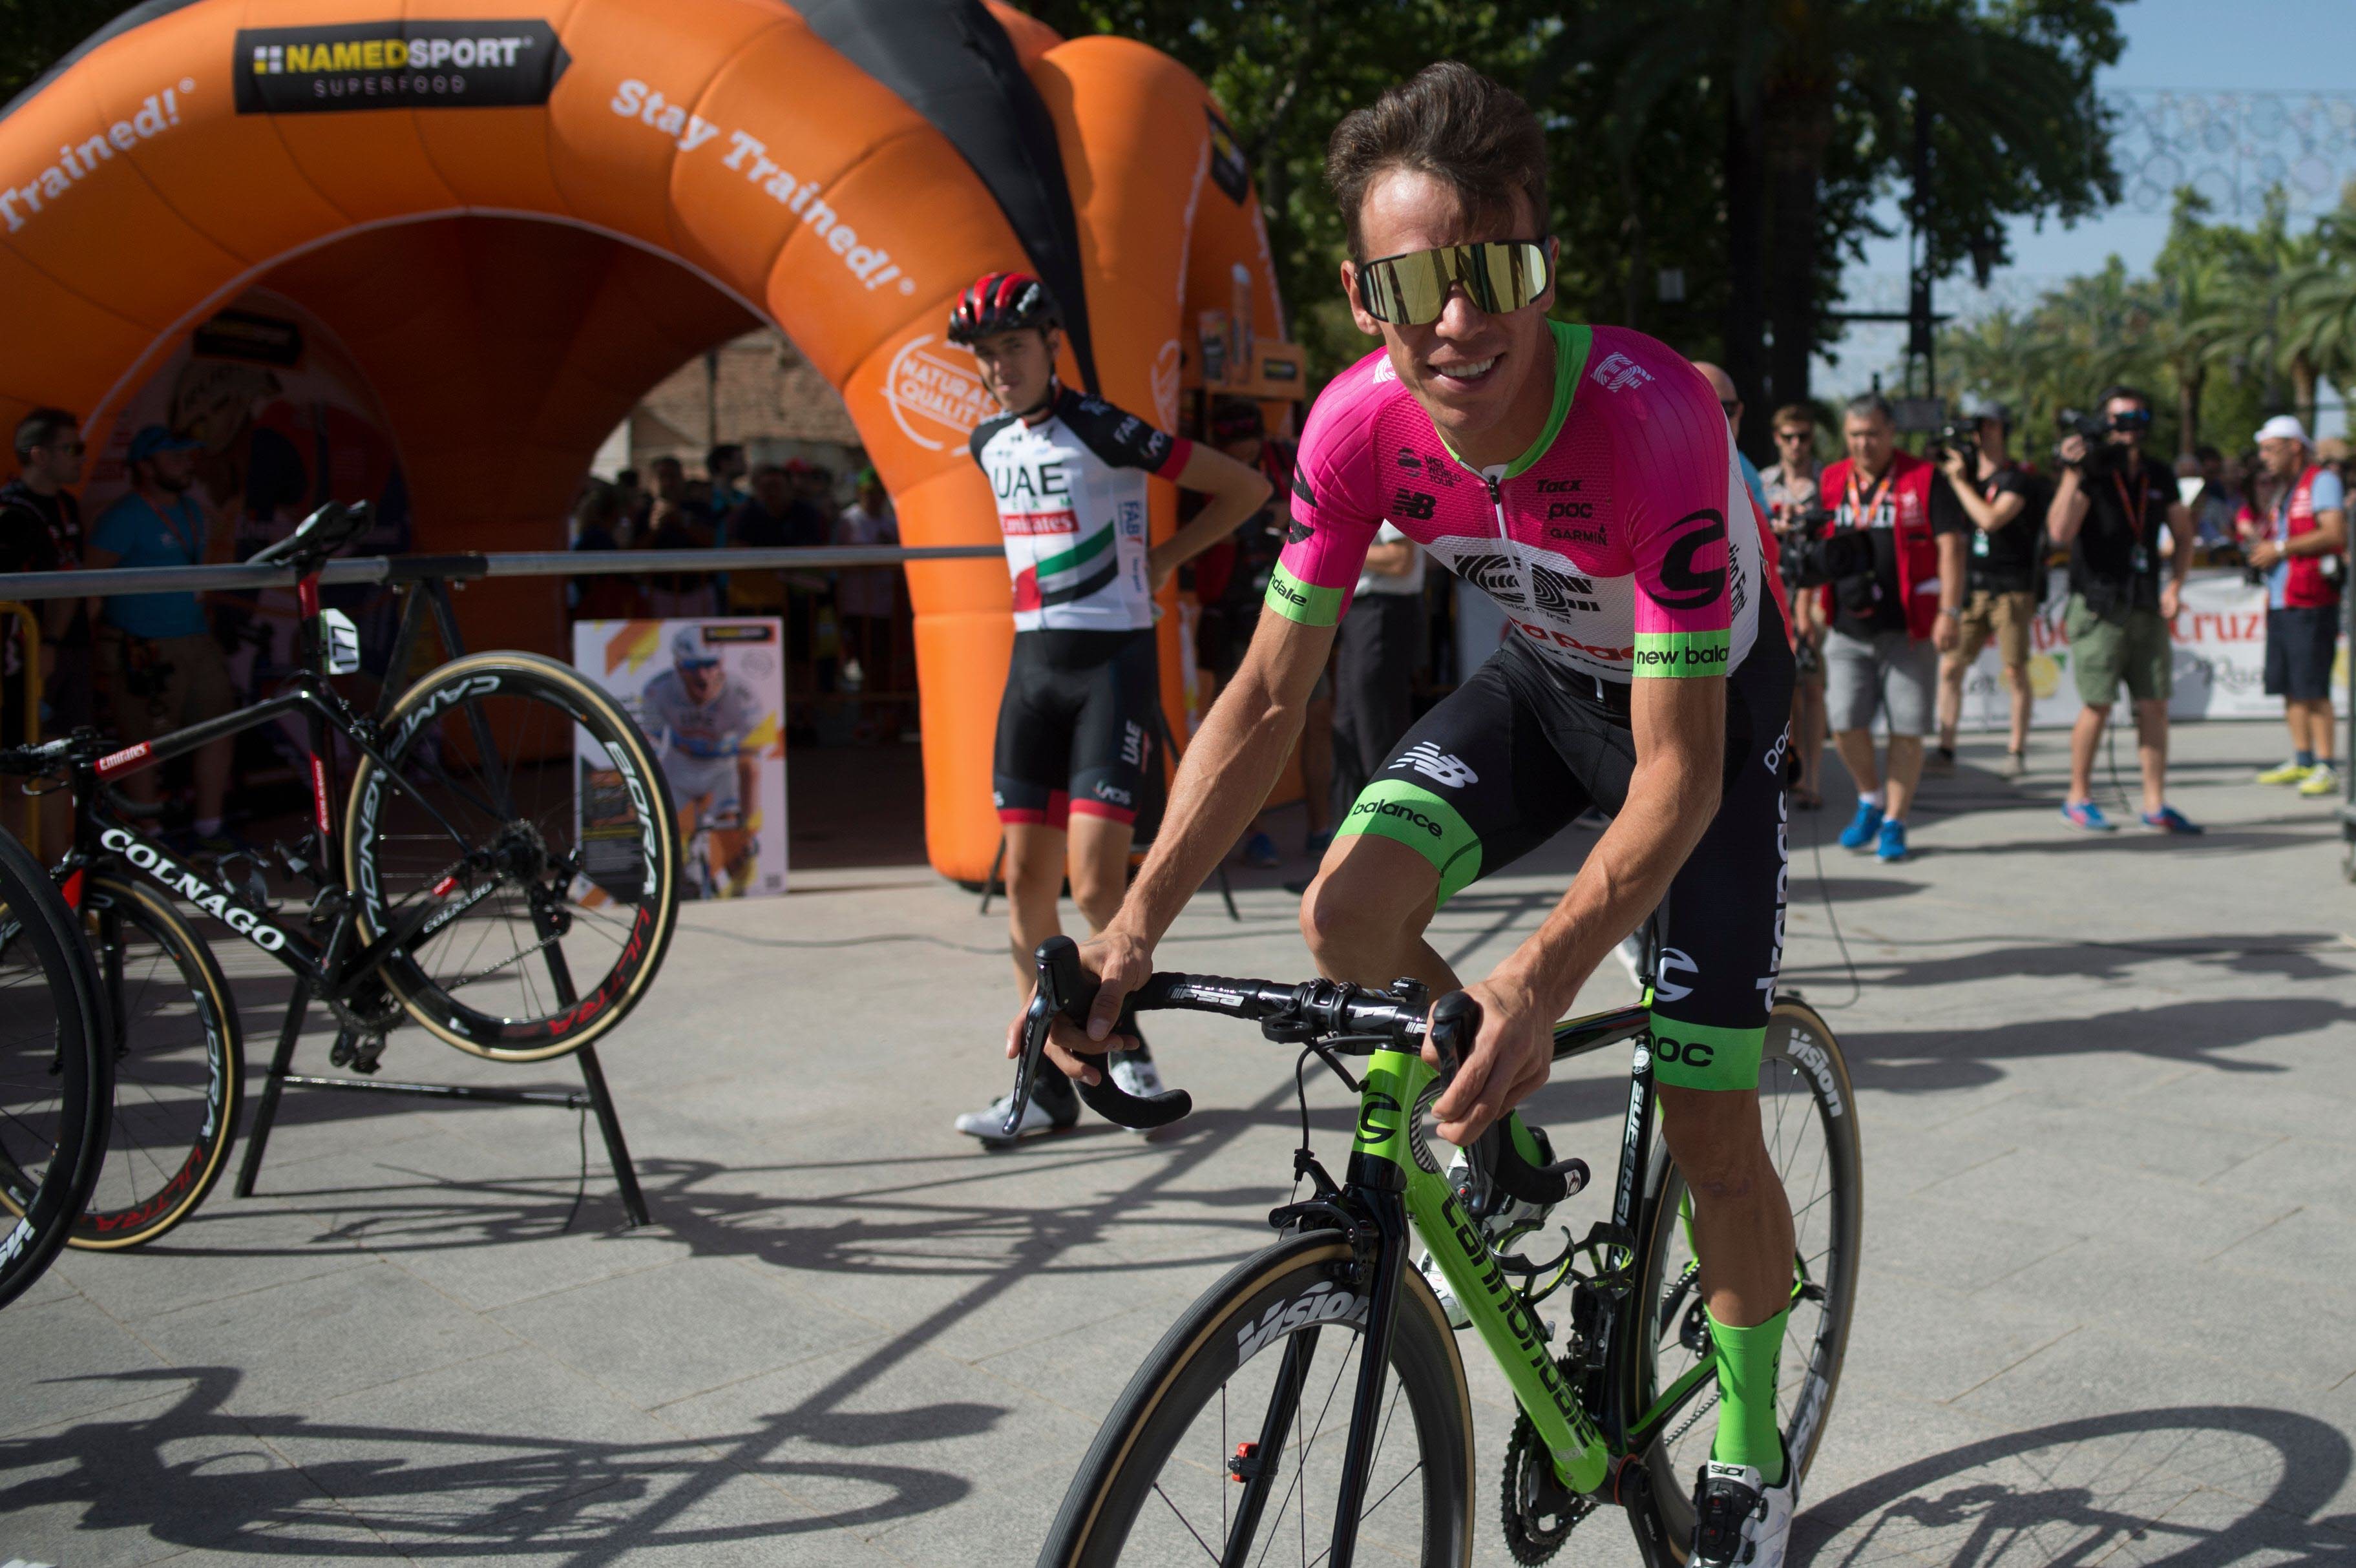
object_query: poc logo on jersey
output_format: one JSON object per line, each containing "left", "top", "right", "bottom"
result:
{"left": 1391, "top": 742, "right": 1477, "bottom": 789}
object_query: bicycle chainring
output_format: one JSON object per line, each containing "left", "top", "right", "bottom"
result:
{"left": 1500, "top": 1396, "right": 1594, "bottom": 1564}
{"left": 328, "top": 977, "right": 406, "bottom": 1034}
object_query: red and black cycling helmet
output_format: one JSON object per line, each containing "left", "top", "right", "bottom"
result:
{"left": 947, "top": 270, "right": 1064, "bottom": 345}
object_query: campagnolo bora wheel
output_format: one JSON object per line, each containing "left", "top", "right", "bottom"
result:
{"left": 69, "top": 873, "right": 242, "bottom": 1249}
{"left": 1038, "top": 1231, "right": 1475, "bottom": 1567}
{"left": 345, "top": 651, "right": 678, "bottom": 1063}
{"left": 1630, "top": 998, "right": 1863, "bottom": 1556}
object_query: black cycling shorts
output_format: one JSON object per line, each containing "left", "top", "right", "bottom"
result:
{"left": 1337, "top": 601, "right": 1796, "bottom": 1092}
{"left": 994, "top": 628, "right": 1159, "bottom": 829}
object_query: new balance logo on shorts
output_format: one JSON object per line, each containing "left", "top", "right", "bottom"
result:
{"left": 1391, "top": 742, "right": 1478, "bottom": 789}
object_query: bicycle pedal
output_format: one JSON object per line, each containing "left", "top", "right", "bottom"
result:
{"left": 348, "top": 1038, "right": 387, "bottom": 1074}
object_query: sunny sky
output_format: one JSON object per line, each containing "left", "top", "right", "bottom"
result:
{"left": 1825, "top": 0, "right": 2356, "bottom": 424}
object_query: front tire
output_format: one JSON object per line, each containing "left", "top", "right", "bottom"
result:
{"left": 1630, "top": 998, "right": 1863, "bottom": 1558}
{"left": 1040, "top": 1231, "right": 1475, "bottom": 1567}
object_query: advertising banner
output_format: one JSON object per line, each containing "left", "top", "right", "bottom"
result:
{"left": 574, "top": 618, "right": 788, "bottom": 900}
{"left": 1948, "top": 569, "right": 2349, "bottom": 731}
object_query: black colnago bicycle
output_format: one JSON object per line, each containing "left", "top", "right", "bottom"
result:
{"left": 0, "top": 822, "right": 110, "bottom": 1309}
{"left": 1011, "top": 934, "right": 1860, "bottom": 1568}
{"left": 0, "top": 501, "right": 680, "bottom": 1248}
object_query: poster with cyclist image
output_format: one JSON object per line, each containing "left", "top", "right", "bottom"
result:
{"left": 573, "top": 619, "right": 789, "bottom": 900}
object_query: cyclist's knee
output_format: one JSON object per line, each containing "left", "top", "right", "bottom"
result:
{"left": 1299, "top": 846, "right": 1431, "bottom": 972}
{"left": 1657, "top": 1084, "right": 1769, "bottom": 1201}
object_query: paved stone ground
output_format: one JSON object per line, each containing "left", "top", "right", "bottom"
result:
{"left": 6, "top": 720, "right": 2355, "bottom": 1566}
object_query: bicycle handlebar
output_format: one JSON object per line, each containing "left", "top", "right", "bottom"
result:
{"left": 1006, "top": 936, "right": 1478, "bottom": 1138}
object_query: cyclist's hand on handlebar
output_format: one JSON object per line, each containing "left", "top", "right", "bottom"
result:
{"left": 1426, "top": 974, "right": 1555, "bottom": 1148}
{"left": 1000, "top": 928, "right": 1153, "bottom": 1085}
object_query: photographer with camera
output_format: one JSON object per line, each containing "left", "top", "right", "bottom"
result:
{"left": 2240, "top": 415, "right": 2346, "bottom": 797}
{"left": 2047, "top": 386, "right": 2200, "bottom": 833}
{"left": 1806, "top": 394, "right": 1965, "bottom": 862}
{"left": 1931, "top": 401, "right": 2045, "bottom": 779}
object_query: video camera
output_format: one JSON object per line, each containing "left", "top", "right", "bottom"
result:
{"left": 1780, "top": 504, "right": 1874, "bottom": 590}
{"left": 2054, "top": 407, "right": 2149, "bottom": 478}
{"left": 1923, "top": 421, "right": 1976, "bottom": 465}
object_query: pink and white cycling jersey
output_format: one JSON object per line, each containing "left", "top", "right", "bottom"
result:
{"left": 1270, "top": 320, "right": 1776, "bottom": 684}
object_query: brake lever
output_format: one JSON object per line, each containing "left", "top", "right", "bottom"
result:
{"left": 1005, "top": 936, "right": 1193, "bottom": 1137}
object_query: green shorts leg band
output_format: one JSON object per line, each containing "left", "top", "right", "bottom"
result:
{"left": 1647, "top": 1016, "right": 1765, "bottom": 1091}
{"left": 1335, "top": 778, "right": 1482, "bottom": 905}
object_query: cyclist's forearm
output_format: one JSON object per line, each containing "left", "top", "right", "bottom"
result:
{"left": 1493, "top": 755, "right": 1718, "bottom": 1021}
{"left": 1110, "top": 665, "right": 1303, "bottom": 946}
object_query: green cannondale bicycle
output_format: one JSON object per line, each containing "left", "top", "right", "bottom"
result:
{"left": 1013, "top": 935, "right": 1860, "bottom": 1567}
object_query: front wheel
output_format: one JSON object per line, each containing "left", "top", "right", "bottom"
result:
{"left": 1039, "top": 1231, "right": 1475, "bottom": 1567}
{"left": 346, "top": 652, "right": 679, "bottom": 1062}
{"left": 1630, "top": 997, "right": 1863, "bottom": 1558}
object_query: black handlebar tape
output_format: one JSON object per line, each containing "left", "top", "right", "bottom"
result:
{"left": 1031, "top": 937, "right": 1194, "bottom": 1131}
{"left": 1428, "top": 990, "right": 1480, "bottom": 1079}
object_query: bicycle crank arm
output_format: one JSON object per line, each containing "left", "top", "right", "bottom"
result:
{"left": 1607, "top": 1454, "right": 1680, "bottom": 1568}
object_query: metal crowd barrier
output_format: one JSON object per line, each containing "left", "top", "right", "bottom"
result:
{"left": 0, "top": 543, "right": 1003, "bottom": 603}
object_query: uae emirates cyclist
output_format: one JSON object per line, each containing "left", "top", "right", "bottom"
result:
{"left": 949, "top": 270, "right": 1272, "bottom": 1144}
{"left": 1011, "top": 66, "right": 1805, "bottom": 1567}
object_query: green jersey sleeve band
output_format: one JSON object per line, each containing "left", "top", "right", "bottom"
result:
{"left": 1265, "top": 562, "right": 1343, "bottom": 627}
{"left": 1632, "top": 628, "right": 1732, "bottom": 677}
{"left": 1644, "top": 1016, "right": 1765, "bottom": 1091}
{"left": 1335, "top": 778, "right": 1483, "bottom": 904}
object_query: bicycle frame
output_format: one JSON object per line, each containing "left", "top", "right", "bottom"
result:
{"left": 59, "top": 572, "right": 479, "bottom": 1011}
{"left": 1311, "top": 1001, "right": 1701, "bottom": 1568}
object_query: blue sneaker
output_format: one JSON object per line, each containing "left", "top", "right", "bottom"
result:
{"left": 1875, "top": 818, "right": 1909, "bottom": 861}
{"left": 1241, "top": 830, "right": 1280, "bottom": 868}
{"left": 2060, "top": 800, "right": 2116, "bottom": 832}
{"left": 2140, "top": 805, "right": 2203, "bottom": 835}
{"left": 1837, "top": 800, "right": 1884, "bottom": 850}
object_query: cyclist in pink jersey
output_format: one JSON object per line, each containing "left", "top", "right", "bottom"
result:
{"left": 1010, "top": 65, "right": 1802, "bottom": 1567}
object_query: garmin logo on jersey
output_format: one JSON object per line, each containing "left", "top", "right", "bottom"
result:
{"left": 1351, "top": 797, "right": 1445, "bottom": 838}
{"left": 1546, "top": 521, "right": 1608, "bottom": 546}
{"left": 1652, "top": 510, "right": 1729, "bottom": 610}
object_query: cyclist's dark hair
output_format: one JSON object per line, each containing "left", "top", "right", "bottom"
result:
{"left": 2096, "top": 382, "right": 2151, "bottom": 412}
{"left": 13, "top": 406, "right": 78, "bottom": 461}
{"left": 1325, "top": 62, "right": 1548, "bottom": 262}
{"left": 1842, "top": 394, "right": 1895, "bottom": 427}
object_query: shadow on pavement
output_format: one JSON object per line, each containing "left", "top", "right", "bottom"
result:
{"left": 1837, "top": 995, "right": 2356, "bottom": 1093}
{"left": 1798, "top": 1405, "right": 2355, "bottom": 1565}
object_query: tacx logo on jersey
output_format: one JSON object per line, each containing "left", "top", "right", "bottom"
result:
{"left": 1652, "top": 946, "right": 1699, "bottom": 1003}
{"left": 1391, "top": 742, "right": 1478, "bottom": 789}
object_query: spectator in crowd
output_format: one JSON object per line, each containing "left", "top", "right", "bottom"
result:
{"left": 1760, "top": 402, "right": 1827, "bottom": 808}
{"left": 642, "top": 454, "right": 719, "bottom": 616}
{"left": 84, "top": 426, "right": 237, "bottom": 851}
{"left": 2242, "top": 415, "right": 2346, "bottom": 797}
{"left": 1932, "top": 401, "right": 2045, "bottom": 778}
{"left": 0, "top": 408, "right": 94, "bottom": 847}
{"left": 834, "top": 466, "right": 900, "bottom": 723}
{"left": 567, "top": 478, "right": 644, "bottom": 622}
{"left": 1190, "top": 401, "right": 1290, "bottom": 709}
{"left": 2319, "top": 436, "right": 2354, "bottom": 496}
{"left": 1692, "top": 362, "right": 1770, "bottom": 517}
{"left": 615, "top": 466, "right": 649, "bottom": 534}
{"left": 1819, "top": 394, "right": 1965, "bottom": 861}
{"left": 705, "top": 443, "right": 748, "bottom": 516}
{"left": 720, "top": 463, "right": 816, "bottom": 622}
{"left": 1327, "top": 519, "right": 1424, "bottom": 831}
{"left": 2188, "top": 444, "right": 2242, "bottom": 555}
{"left": 2048, "top": 385, "right": 2200, "bottom": 833}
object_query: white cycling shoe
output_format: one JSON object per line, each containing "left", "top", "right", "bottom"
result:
{"left": 954, "top": 1078, "right": 1078, "bottom": 1147}
{"left": 1414, "top": 1149, "right": 1555, "bottom": 1330}
{"left": 1690, "top": 1446, "right": 1795, "bottom": 1568}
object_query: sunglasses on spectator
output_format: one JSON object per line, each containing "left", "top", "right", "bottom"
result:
{"left": 1774, "top": 427, "right": 1813, "bottom": 442}
{"left": 1354, "top": 240, "right": 1551, "bottom": 325}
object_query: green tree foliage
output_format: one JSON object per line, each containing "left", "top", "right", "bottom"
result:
{"left": 0, "top": 1, "right": 125, "bottom": 106}
{"left": 1024, "top": 0, "right": 2123, "bottom": 441}
{"left": 1937, "top": 185, "right": 2356, "bottom": 466}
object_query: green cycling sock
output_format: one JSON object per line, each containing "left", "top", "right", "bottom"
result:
{"left": 1707, "top": 1307, "right": 1787, "bottom": 1486}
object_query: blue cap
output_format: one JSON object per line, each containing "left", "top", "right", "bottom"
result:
{"left": 127, "top": 424, "right": 200, "bottom": 465}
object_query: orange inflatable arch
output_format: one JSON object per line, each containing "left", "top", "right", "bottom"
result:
{"left": 0, "top": 0, "right": 1289, "bottom": 882}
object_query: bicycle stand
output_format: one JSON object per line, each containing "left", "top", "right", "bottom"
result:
{"left": 232, "top": 979, "right": 652, "bottom": 1228}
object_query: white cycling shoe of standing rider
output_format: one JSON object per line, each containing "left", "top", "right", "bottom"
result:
{"left": 1691, "top": 1444, "right": 1796, "bottom": 1568}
